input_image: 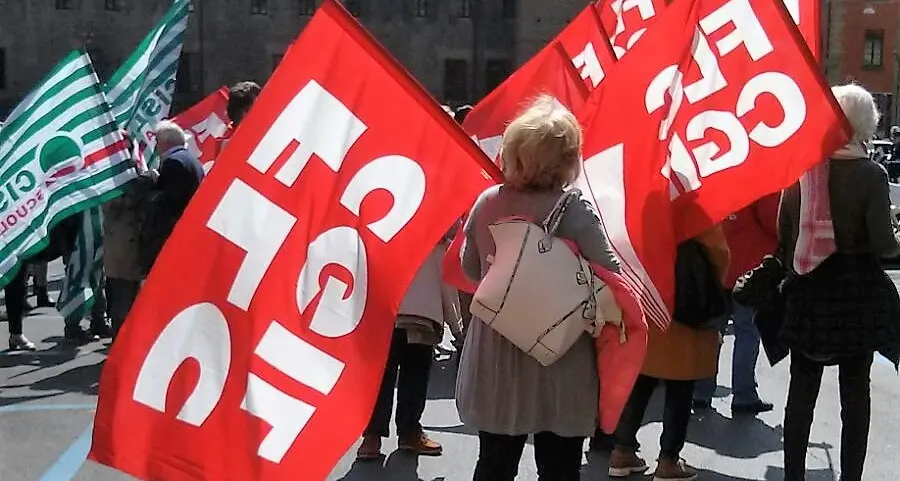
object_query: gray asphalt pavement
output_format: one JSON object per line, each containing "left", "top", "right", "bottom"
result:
{"left": 1, "top": 261, "right": 899, "bottom": 480}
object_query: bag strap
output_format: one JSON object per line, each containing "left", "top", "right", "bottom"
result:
{"left": 541, "top": 188, "right": 582, "bottom": 236}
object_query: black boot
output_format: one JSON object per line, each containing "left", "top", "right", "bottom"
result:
{"left": 35, "top": 286, "right": 52, "bottom": 308}
{"left": 64, "top": 325, "right": 94, "bottom": 345}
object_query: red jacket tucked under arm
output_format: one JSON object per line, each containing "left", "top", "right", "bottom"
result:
{"left": 723, "top": 193, "right": 780, "bottom": 289}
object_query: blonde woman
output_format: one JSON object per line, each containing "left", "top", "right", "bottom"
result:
{"left": 456, "top": 96, "right": 620, "bottom": 481}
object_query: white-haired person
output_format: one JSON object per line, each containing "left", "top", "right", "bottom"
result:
{"left": 137, "top": 121, "right": 205, "bottom": 277}
{"left": 455, "top": 95, "right": 620, "bottom": 481}
{"left": 778, "top": 84, "right": 900, "bottom": 481}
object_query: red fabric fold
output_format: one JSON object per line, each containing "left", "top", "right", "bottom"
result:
{"left": 591, "top": 262, "right": 649, "bottom": 433}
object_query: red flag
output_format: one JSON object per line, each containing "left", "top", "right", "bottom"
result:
{"left": 463, "top": 43, "right": 592, "bottom": 165}
{"left": 595, "top": 0, "right": 668, "bottom": 59}
{"left": 89, "top": 1, "right": 496, "bottom": 480}
{"left": 172, "top": 87, "right": 232, "bottom": 173}
{"left": 579, "top": 0, "right": 850, "bottom": 329}
{"left": 464, "top": 5, "right": 616, "bottom": 163}
{"left": 442, "top": 45, "right": 591, "bottom": 292}
{"left": 783, "top": 0, "right": 821, "bottom": 60}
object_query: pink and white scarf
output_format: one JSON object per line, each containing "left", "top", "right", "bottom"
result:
{"left": 793, "top": 141, "right": 869, "bottom": 274}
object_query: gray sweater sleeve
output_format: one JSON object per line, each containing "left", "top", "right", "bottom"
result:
{"left": 564, "top": 199, "right": 621, "bottom": 273}
{"left": 461, "top": 199, "right": 484, "bottom": 282}
{"left": 866, "top": 166, "right": 900, "bottom": 258}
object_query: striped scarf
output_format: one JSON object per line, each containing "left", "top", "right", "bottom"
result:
{"left": 793, "top": 141, "right": 868, "bottom": 274}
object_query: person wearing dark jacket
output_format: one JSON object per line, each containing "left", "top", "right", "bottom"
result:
{"left": 779, "top": 84, "right": 900, "bottom": 481}
{"left": 693, "top": 193, "right": 779, "bottom": 415}
{"left": 139, "top": 121, "right": 204, "bottom": 275}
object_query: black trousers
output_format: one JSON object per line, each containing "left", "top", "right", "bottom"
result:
{"left": 615, "top": 374, "right": 694, "bottom": 460}
{"left": 364, "top": 328, "right": 433, "bottom": 438}
{"left": 783, "top": 352, "right": 873, "bottom": 481}
{"left": 4, "top": 268, "right": 27, "bottom": 335}
{"left": 106, "top": 278, "right": 141, "bottom": 337}
{"left": 473, "top": 431, "right": 584, "bottom": 481}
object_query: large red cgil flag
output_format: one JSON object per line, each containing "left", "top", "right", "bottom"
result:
{"left": 464, "top": 4, "right": 616, "bottom": 164}
{"left": 595, "top": 0, "right": 668, "bottom": 59}
{"left": 89, "top": 1, "right": 498, "bottom": 480}
{"left": 577, "top": 0, "right": 850, "bottom": 330}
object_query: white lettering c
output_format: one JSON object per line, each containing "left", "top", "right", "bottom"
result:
{"left": 736, "top": 71, "right": 806, "bottom": 148}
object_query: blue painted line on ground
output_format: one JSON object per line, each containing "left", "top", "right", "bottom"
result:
{"left": 0, "top": 403, "right": 96, "bottom": 413}
{"left": 38, "top": 422, "right": 92, "bottom": 481}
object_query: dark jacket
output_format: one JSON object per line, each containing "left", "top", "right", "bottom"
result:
{"left": 139, "top": 146, "right": 204, "bottom": 274}
{"left": 779, "top": 158, "right": 900, "bottom": 365}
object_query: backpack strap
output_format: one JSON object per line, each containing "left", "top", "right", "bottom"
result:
{"left": 541, "top": 188, "right": 582, "bottom": 236}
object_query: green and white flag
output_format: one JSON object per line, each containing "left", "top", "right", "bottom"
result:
{"left": 0, "top": 50, "right": 133, "bottom": 290}
{"left": 106, "top": 0, "right": 189, "bottom": 168}
{"left": 57, "top": 206, "right": 104, "bottom": 325}
{"left": 56, "top": 1, "right": 189, "bottom": 328}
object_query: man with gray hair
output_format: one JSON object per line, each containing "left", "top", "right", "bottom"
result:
{"left": 136, "top": 120, "right": 205, "bottom": 278}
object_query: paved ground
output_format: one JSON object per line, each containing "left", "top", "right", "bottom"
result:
{"left": 1, "top": 261, "right": 900, "bottom": 480}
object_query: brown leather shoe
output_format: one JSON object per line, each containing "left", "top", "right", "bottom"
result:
{"left": 397, "top": 432, "right": 443, "bottom": 456}
{"left": 356, "top": 435, "right": 382, "bottom": 460}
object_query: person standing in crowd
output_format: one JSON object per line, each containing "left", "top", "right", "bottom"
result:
{"left": 356, "top": 240, "right": 459, "bottom": 459}
{"left": 99, "top": 129, "right": 153, "bottom": 339}
{"left": 694, "top": 194, "right": 779, "bottom": 415}
{"left": 226, "top": 81, "right": 260, "bottom": 130}
{"left": 456, "top": 96, "right": 620, "bottom": 481}
{"left": 6, "top": 268, "right": 33, "bottom": 350}
{"left": 138, "top": 121, "right": 205, "bottom": 276}
{"left": 609, "top": 227, "right": 729, "bottom": 481}
{"left": 29, "top": 261, "right": 52, "bottom": 308}
{"left": 778, "top": 84, "right": 900, "bottom": 481}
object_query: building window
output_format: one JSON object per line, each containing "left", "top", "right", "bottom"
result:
{"left": 299, "top": 0, "right": 315, "bottom": 15}
{"left": 55, "top": 0, "right": 73, "bottom": 10}
{"left": 251, "top": 0, "right": 268, "bottom": 14}
{"left": 344, "top": 0, "right": 360, "bottom": 16}
{"left": 485, "top": 59, "right": 512, "bottom": 93}
{"left": 458, "top": 0, "right": 471, "bottom": 17}
{"left": 105, "top": 0, "right": 121, "bottom": 11}
{"left": 0, "top": 48, "right": 6, "bottom": 91}
{"left": 443, "top": 59, "right": 468, "bottom": 104}
{"left": 501, "top": 0, "right": 516, "bottom": 19}
{"left": 176, "top": 52, "right": 202, "bottom": 93}
{"left": 863, "top": 30, "right": 884, "bottom": 69}
{"left": 415, "top": 0, "right": 429, "bottom": 17}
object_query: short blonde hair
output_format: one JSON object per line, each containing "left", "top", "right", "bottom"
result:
{"left": 832, "top": 83, "right": 880, "bottom": 142}
{"left": 500, "top": 95, "right": 582, "bottom": 190}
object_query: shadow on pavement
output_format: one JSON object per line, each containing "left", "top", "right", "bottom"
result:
{"left": 764, "top": 466, "right": 836, "bottom": 480}
{"left": 27, "top": 359, "right": 104, "bottom": 397}
{"left": 687, "top": 408, "right": 784, "bottom": 459}
{"left": 338, "top": 450, "right": 447, "bottom": 481}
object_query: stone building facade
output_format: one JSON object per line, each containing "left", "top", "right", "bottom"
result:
{"left": 824, "top": 0, "right": 900, "bottom": 131}
{"left": 0, "top": 0, "right": 592, "bottom": 118}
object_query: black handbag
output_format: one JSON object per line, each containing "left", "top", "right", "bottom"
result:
{"left": 733, "top": 253, "right": 789, "bottom": 366}
{"left": 673, "top": 240, "right": 729, "bottom": 329}
{"left": 732, "top": 254, "right": 785, "bottom": 310}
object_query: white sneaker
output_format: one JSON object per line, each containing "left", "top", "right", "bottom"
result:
{"left": 8, "top": 334, "right": 36, "bottom": 351}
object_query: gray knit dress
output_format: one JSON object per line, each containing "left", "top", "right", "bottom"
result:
{"left": 455, "top": 185, "right": 621, "bottom": 437}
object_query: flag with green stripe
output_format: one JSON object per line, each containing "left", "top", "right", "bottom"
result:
{"left": 56, "top": 206, "right": 104, "bottom": 325}
{"left": 0, "top": 49, "right": 133, "bottom": 290}
{"left": 106, "top": 0, "right": 190, "bottom": 169}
